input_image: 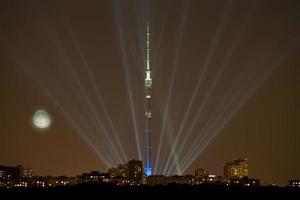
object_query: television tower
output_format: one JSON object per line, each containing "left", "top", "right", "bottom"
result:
{"left": 144, "top": 22, "right": 152, "bottom": 176}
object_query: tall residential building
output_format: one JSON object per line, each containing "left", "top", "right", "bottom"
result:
{"left": 0, "top": 165, "right": 23, "bottom": 180}
{"left": 128, "top": 160, "right": 143, "bottom": 185}
{"left": 224, "top": 158, "right": 248, "bottom": 179}
{"left": 144, "top": 22, "right": 153, "bottom": 176}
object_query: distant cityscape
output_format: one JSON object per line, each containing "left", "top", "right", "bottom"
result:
{"left": 1, "top": 158, "right": 299, "bottom": 189}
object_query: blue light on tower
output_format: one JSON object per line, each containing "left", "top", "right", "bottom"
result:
{"left": 145, "top": 167, "right": 152, "bottom": 176}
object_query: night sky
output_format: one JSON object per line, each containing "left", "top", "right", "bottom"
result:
{"left": 0, "top": 0, "right": 299, "bottom": 185}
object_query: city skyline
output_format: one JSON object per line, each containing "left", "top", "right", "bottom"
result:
{"left": 0, "top": 0, "right": 300, "bottom": 186}
{"left": 1, "top": 157, "right": 251, "bottom": 178}
{"left": 0, "top": 158, "right": 263, "bottom": 188}
{"left": 0, "top": 157, "right": 297, "bottom": 187}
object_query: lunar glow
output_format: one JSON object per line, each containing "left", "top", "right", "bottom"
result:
{"left": 32, "top": 110, "right": 51, "bottom": 129}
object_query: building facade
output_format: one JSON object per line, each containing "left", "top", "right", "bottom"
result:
{"left": 23, "top": 168, "right": 33, "bottom": 178}
{"left": 0, "top": 165, "right": 23, "bottom": 180}
{"left": 195, "top": 168, "right": 209, "bottom": 178}
{"left": 289, "top": 179, "right": 300, "bottom": 188}
{"left": 128, "top": 160, "right": 143, "bottom": 185}
{"left": 224, "top": 158, "right": 248, "bottom": 179}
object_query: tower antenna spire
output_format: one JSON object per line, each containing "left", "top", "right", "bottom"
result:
{"left": 146, "top": 22, "right": 150, "bottom": 71}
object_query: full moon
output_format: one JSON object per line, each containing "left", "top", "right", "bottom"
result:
{"left": 32, "top": 110, "right": 52, "bottom": 129}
